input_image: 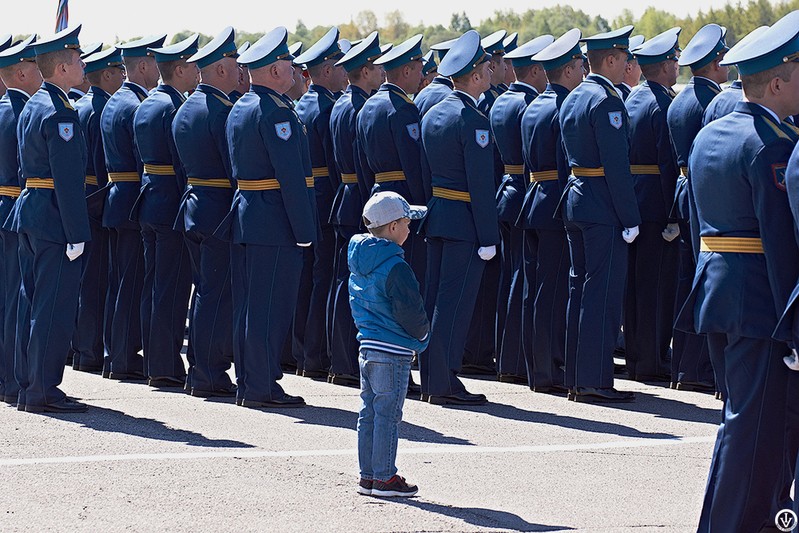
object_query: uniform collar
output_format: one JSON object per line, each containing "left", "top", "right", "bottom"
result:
{"left": 309, "top": 83, "right": 335, "bottom": 98}
{"left": 43, "top": 81, "right": 70, "bottom": 101}
{"left": 123, "top": 81, "right": 149, "bottom": 99}
{"left": 432, "top": 75, "right": 454, "bottom": 88}
{"left": 453, "top": 89, "right": 478, "bottom": 107}
{"left": 587, "top": 73, "right": 623, "bottom": 98}
{"left": 692, "top": 76, "right": 721, "bottom": 91}
{"left": 645, "top": 80, "right": 676, "bottom": 97}
{"left": 547, "top": 83, "right": 570, "bottom": 96}
{"left": 69, "top": 88, "right": 86, "bottom": 98}
{"left": 89, "top": 86, "right": 110, "bottom": 99}
{"left": 730, "top": 79, "right": 743, "bottom": 89}
{"left": 509, "top": 81, "right": 538, "bottom": 95}
{"left": 347, "top": 84, "right": 370, "bottom": 98}
{"left": 6, "top": 87, "right": 31, "bottom": 99}
{"left": 381, "top": 82, "right": 409, "bottom": 97}
{"left": 197, "top": 83, "right": 230, "bottom": 100}
{"left": 747, "top": 101, "right": 781, "bottom": 124}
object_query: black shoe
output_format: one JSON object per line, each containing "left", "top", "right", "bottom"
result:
{"left": 371, "top": 475, "right": 418, "bottom": 498}
{"left": 191, "top": 385, "right": 238, "bottom": 398}
{"left": 419, "top": 393, "right": 430, "bottom": 402}
{"left": 25, "top": 398, "right": 88, "bottom": 413}
{"left": 532, "top": 384, "right": 569, "bottom": 395}
{"left": 630, "top": 372, "right": 671, "bottom": 383}
{"left": 302, "top": 369, "right": 328, "bottom": 380}
{"left": 328, "top": 373, "right": 360, "bottom": 387}
{"left": 357, "top": 478, "right": 373, "bottom": 495}
{"left": 407, "top": 380, "right": 421, "bottom": 396}
{"left": 459, "top": 364, "right": 496, "bottom": 376}
{"left": 676, "top": 381, "right": 715, "bottom": 393}
{"left": 1, "top": 394, "right": 17, "bottom": 405}
{"left": 235, "top": 398, "right": 243, "bottom": 406}
{"left": 74, "top": 363, "right": 103, "bottom": 373}
{"left": 571, "top": 387, "right": 634, "bottom": 403}
{"left": 280, "top": 363, "right": 298, "bottom": 374}
{"left": 498, "top": 374, "right": 528, "bottom": 385}
{"left": 148, "top": 376, "right": 186, "bottom": 388}
{"left": 109, "top": 370, "right": 146, "bottom": 381}
{"left": 428, "top": 391, "right": 487, "bottom": 406}
{"left": 613, "top": 363, "right": 627, "bottom": 375}
{"left": 715, "top": 392, "right": 724, "bottom": 401}
{"left": 102, "top": 369, "right": 111, "bottom": 378}
{"left": 241, "top": 394, "right": 305, "bottom": 408}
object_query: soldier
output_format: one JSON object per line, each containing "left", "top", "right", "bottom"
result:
{"left": 500, "top": 33, "right": 518, "bottom": 91}
{"left": 419, "top": 30, "right": 499, "bottom": 406}
{"left": 293, "top": 28, "right": 347, "bottom": 379}
{"left": 220, "top": 26, "right": 318, "bottom": 408}
{"left": 286, "top": 43, "right": 307, "bottom": 103}
{"left": 72, "top": 46, "right": 125, "bottom": 373}
{"left": 616, "top": 35, "right": 644, "bottom": 100}
{"left": 228, "top": 41, "right": 250, "bottom": 103}
{"left": 67, "top": 42, "right": 100, "bottom": 102}
{"left": 559, "top": 26, "right": 641, "bottom": 403}
{"left": 623, "top": 28, "right": 682, "bottom": 383}
{"left": 489, "top": 34, "right": 554, "bottom": 384}
{"left": 327, "top": 32, "right": 386, "bottom": 386}
{"left": 517, "top": 29, "right": 584, "bottom": 394}
{"left": 477, "top": 30, "right": 507, "bottom": 114}
{"left": 677, "top": 13, "right": 799, "bottom": 530}
{"left": 0, "top": 35, "right": 12, "bottom": 97}
{"left": 0, "top": 36, "right": 40, "bottom": 406}
{"left": 132, "top": 34, "right": 199, "bottom": 388}
{"left": 7, "top": 26, "right": 90, "bottom": 412}
{"left": 418, "top": 51, "right": 437, "bottom": 93}
{"left": 100, "top": 34, "right": 165, "bottom": 381}
{"left": 172, "top": 27, "right": 240, "bottom": 398}
{"left": 414, "top": 38, "right": 455, "bottom": 118}
{"left": 667, "top": 24, "right": 728, "bottom": 393}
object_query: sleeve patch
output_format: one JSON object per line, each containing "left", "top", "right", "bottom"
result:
{"left": 406, "top": 123, "right": 420, "bottom": 141}
{"left": 475, "top": 129, "right": 490, "bottom": 148}
{"left": 773, "top": 162, "right": 787, "bottom": 191}
{"left": 58, "top": 122, "right": 74, "bottom": 142}
{"left": 275, "top": 121, "right": 292, "bottom": 141}
{"left": 608, "top": 111, "right": 623, "bottom": 129}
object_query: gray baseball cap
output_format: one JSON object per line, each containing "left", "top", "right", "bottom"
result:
{"left": 362, "top": 191, "right": 427, "bottom": 229}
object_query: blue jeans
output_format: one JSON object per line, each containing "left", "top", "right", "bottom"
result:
{"left": 357, "top": 348, "right": 412, "bottom": 482}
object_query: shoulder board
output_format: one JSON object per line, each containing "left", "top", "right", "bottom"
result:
{"left": 782, "top": 120, "right": 799, "bottom": 137}
{"left": 269, "top": 94, "right": 288, "bottom": 109}
{"left": 390, "top": 89, "right": 414, "bottom": 105}
{"left": 58, "top": 94, "right": 74, "bottom": 111}
{"left": 760, "top": 115, "right": 790, "bottom": 141}
{"left": 603, "top": 85, "right": 621, "bottom": 100}
{"left": 213, "top": 94, "right": 233, "bottom": 107}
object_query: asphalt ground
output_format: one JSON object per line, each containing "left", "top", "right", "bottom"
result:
{"left": 0, "top": 362, "right": 720, "bottom": 532}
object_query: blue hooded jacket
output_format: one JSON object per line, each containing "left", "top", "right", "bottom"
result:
{"left": 348, "top": 233, "right": 429, "bottom": 355}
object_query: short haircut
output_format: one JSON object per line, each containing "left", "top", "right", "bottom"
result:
{"left": 86, "top": 70, "right": 106, "bottom": 86}
{"left": 512, "top": 64, "right": 534, "bottom": 80}
{"left": 36, "top": 49, "right": 75, "bottom": 78}
{"left": 546, "top": 57, "right": 582, "bottom": 82}
{"left": 363, "top": 217, "right": 392, "bottom": 236}
{"left": 307, "top": 58, "right": 336, "bottom": 79}
{"left": 692, "top": 57, "right": 722, "bottom": 76}
{"left": 156, "top": 59, "right": 186, "bottom": 83}
{"left": 742, "top": 62, "right": 796, "bottom": 99}
{"left": 586, "top": 48, "right": 625, "bottom": 69}
{"left": 640, "top": 62, "right": 664, "bottom": 79}
{"left": 347, "top": 62, "right": 375, "bottom": 82}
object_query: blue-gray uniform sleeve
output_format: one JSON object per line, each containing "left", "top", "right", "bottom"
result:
{"left": 260, "top": 107, "right": 318, "bottom": 244}
{"left": 463, "top": 116, "right": 500, "bottom": 246}
{"left": 385, "top": 261, "right": 430, "bottom": 341}
{"left": 45, "top": 112, "right": 91, "bottom": 243}
{"left": 87, "top": 111, "right": 107, "bottom": 187}
{"left": 165, "top": 109, "right": 186, "bottom": 191}
{"left": 654, "top": 106, "right": 680, "bottom": 224}
{"left": 592, "top": 97, "right": 642, "bottom": 228}
{"left": 355, "top": 134, "right": 374, "bottom": 206}
{"left": 212, "top": 107, "right": 234, "bottom": 185}
{"left": 390, "top": 104, "right": 426, "bottom": 205}
{"left": 320, "top": 109, "right": 340, "bottom": 190}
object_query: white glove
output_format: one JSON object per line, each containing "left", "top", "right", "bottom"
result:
{"left": 784, "top": 349, "right": 799, "bottom": 371}
{"left": 477, "top": 245, "right": 496, "bottom": 261}
{"left": 296, "top": 242, "right": 312, "bottom": 247}
{"left": 66, "top": 242, "right": 84, "bottom": 261}
{"left": 622, "top": 226, "right": 639, "bottom": 244}
{"left": 662, "top": 223, "right": 680, "bottom": 242}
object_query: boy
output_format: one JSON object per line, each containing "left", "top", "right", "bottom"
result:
{"left": 348, "top": 191, "right": 429, "bottom": 497}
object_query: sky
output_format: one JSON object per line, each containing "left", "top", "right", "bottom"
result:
{"left": 18, "top": 0, "right": 737, "bottom": 44}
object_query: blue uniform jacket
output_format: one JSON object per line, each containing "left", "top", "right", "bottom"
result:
{"left": 678, "top": 102, "right": 799, "bottom": 339}
{"left": 775, "top": 125, "right": 799, "bottom": 344}
{"left": 0, "top": 89, "right": 28, "bottom": 227}
{"left": 518, "top": 83, "right": 571, "bottom": 231}
{"left": 172, "top": 84, "right": 235, "bottom": 235}
{"left": 132, "top": 84, "right": 187, "bottom": 227}
{"left": 702, "top": 80, "right": 742, "bottom": 126}
{"left": 356, "top": 83, "right": 427, "bottom": 205}
{"left": 329, "top": 84, "right": 372, "bottom": 228}
{"left": 419, "top": 91, "right": 499, "bottom": 246}
{"left": 217, "top": 84, "right": 318, "bottom": 246}
{"left": 414, "top": 76, "right": 453, "bottom": 118}
{"left": 8, "top": 82, "right": 90, "bottom": 244}
{"left": 295, "top": 84, "right": 340, "bottom": 226}
{"left": 477, "top": 84, "right": 501, "bottom": 115}
{"left": 489, "top": 82, "right": 538, "bottom": 224}
{"left": 625, "top": 80, "right": 678, "bottom": 224}
{"left": 559, "top": 74, "right": 641, "bottom": 228}
{"left": 100, "top": 81, "right": 149, "bottom": 230}
{"left": 75, "top": 86, "right": 111, "bottom": 220}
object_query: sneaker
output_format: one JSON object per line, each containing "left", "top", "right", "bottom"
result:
{"left": 370, "top": 475, "right": 418, "bottom": 498}
{"left": 357, "top": 478, "right": 373, "bottom": 495}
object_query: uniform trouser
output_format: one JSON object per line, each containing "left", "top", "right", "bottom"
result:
{"left": 302, "top": 224, "right": 335, "bottom": 373}
{"left": 107, "top": 228, "right": 144, "bottom": 374}
{"left": 141, "top": 223, "right": 192, "bottom": 380}
{"left": 698, "top": 334, "right": 797, "bottom": 533}
{"left": 567, "top": 222, "right": 627, "bottom": 389}
{"left": 72, "top": 219, "right": 108, "bottom": 369}
{"left": 530, "top": 228, "right": 569, "bottom": 388}
{"left": 234, "top": 243, "right": 302, "bottom": 402}
{"left": 624, "top": 222, "right": 678, "bottom": 378}
{"left": 672, "top": 223, "right": 714, "bottom": 385}
{"left": 184, "top": 230, "right": 233, "bottom": 392}
{"left": 564, "top": 223, "right": 585, "bottom": 389}
{"left": 0, "top": 228, "right": 20, "bottom": 400}
{"left": 421, "top": 238, "right": 485, "bottom": 396}
{"left": 329, "top": 225, "right": 359, "bottom": 376}
{"left": 464, "top": 253, "right": 499, "bottom": 370}
{"left": 284, "top": 246, "right": 313, "bottom": 370}
{"left": 18, "top": 235, "right": 81, "bottom": 407}
{"left": 497, "top": 223, "right": 525, "bottom": 377}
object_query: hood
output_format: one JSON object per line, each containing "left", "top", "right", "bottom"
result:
{"left": 348, "top": 233, "right": 405, "bottom": 276}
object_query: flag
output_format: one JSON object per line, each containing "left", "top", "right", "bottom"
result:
{"left": 55, "top": 0, "right": 68, "bottom": 32}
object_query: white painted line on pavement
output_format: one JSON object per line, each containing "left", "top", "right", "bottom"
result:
{"left": 0, "top": 435, "right": 715, "bottom": 467}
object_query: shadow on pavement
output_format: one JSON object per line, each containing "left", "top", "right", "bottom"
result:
{"left": 37, "top": 405, "right": 255, "bottom": 448}
{"left": 596, "top": 390, "right": 721, "bottom": 425}
{"left": 394, "top": 498, "right": 573, "bottom": 532}
{"left": 277, "top": 405, "right": 472, "bottom": 445}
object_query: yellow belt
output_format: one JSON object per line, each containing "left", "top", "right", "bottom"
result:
{"left": 305, "top": 177, "right": 314, "bottom": 188}
{"left": 0, "top": 185, "right": 21, "bottom": 197}
{"left": 530, "top": 170, "right": 559, "bottom": 183}
{"left": 341, "top": 173, "right": 358, "bottom": 184}
{"left": 238, "top": 179, "right": 280, "bottom": 191}
{"left": 680, "top": 166, "right": 689, "bottom": 178}
{"left": 375, "top": 171, "right": 406, "bottom": 183}
{"left": 187, "top": 178, "right": 231, "bottom": 189}
{"left": 572, "top": 167, "right": 605, "bottom": 177}
{"left": 700, "top": 236, "right": 763, "bottom": 254}
{"left": 143, "top": 164, "right": 176, "bottom": 176}
{"left": 504, "top": 164, "right": 524, "bottom": 175}
{"left": 26, "top": 178, "right": 54, "bottom": 189}
{"left": 432, "top": 186, "right": 471, "bottom": 203}
{"left": 108, "top": 171, "right": 140, "bottom": 183}
{"left": 311, "top": 167, "right": 328, "bottom": 178}
{"left": 630, "top": 165, "right": 660, "bottom": 175}
{"left": 85, "top": 175, "right": 98, "bottom": 186}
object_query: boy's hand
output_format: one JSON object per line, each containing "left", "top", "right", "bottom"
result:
{"left": 477, "top": 245, "right": 496, "bottom": 261}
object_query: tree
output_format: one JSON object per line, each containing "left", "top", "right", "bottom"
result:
{"left": 355, "top": 11, "right": 379, "bottom": 37}
{"left": 384, "top": 10, "right": 410, "bottom": 42}
{"left": 450, "top": 11, "right": 472, "bottom": 33}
